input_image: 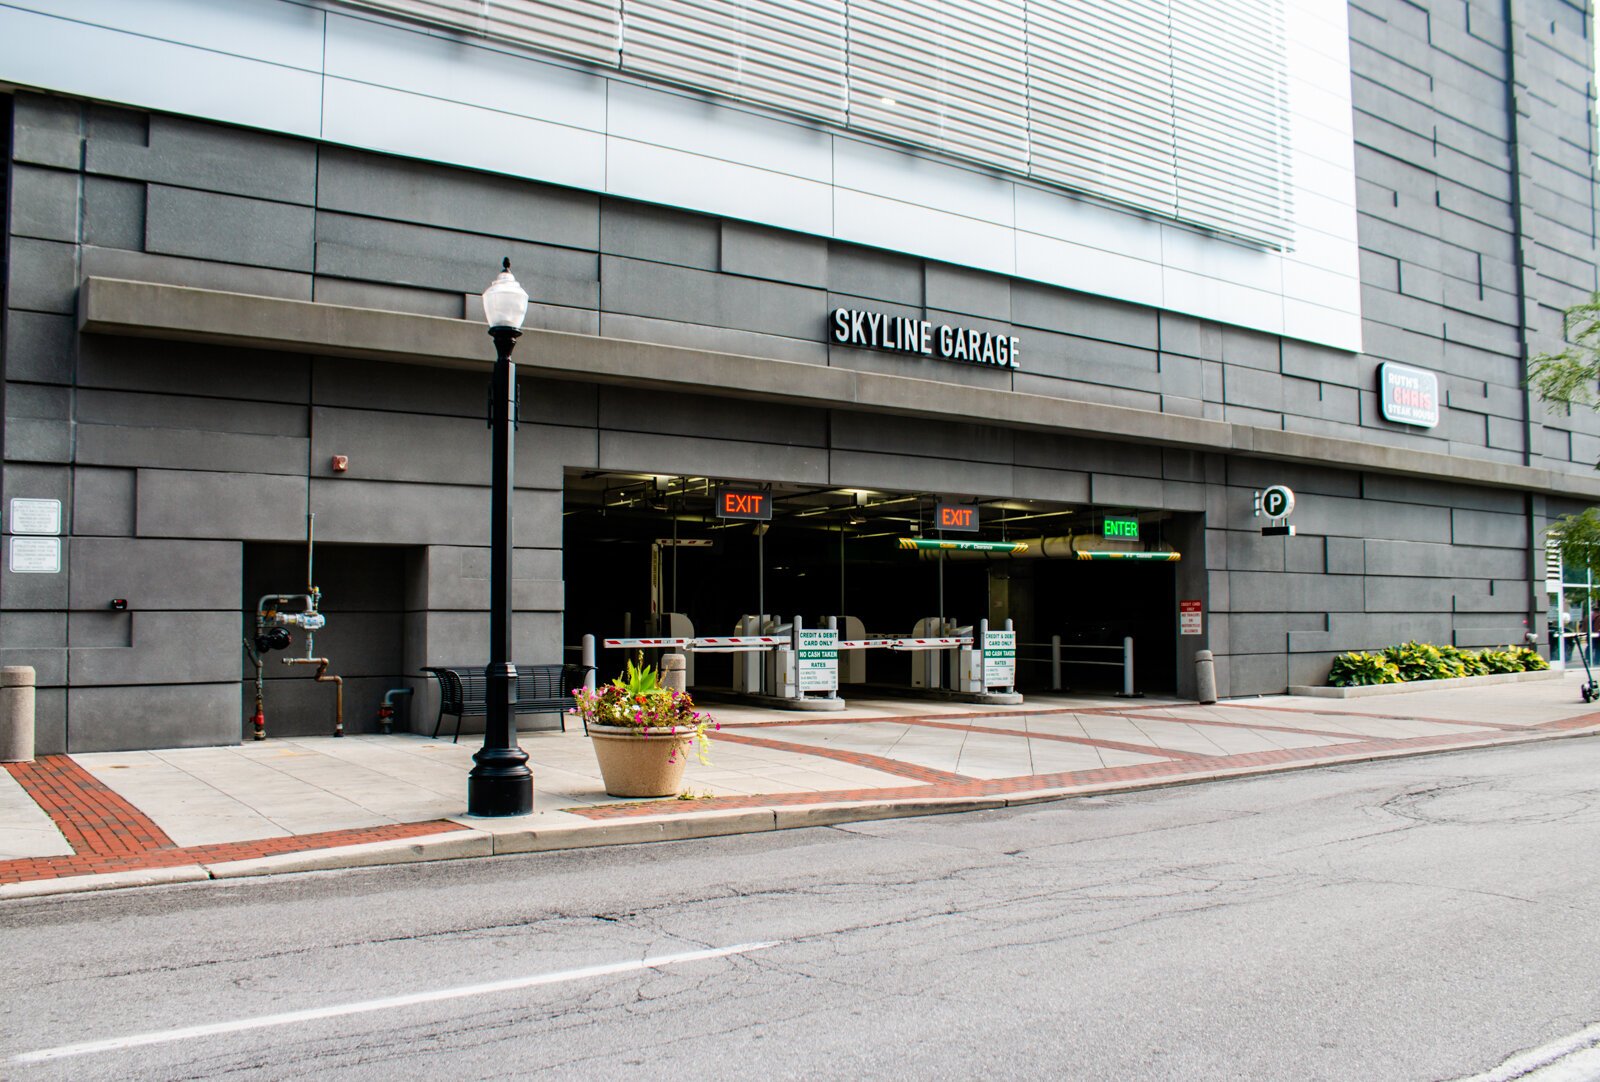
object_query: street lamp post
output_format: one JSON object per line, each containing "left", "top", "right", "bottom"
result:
{"left": 468, "top": 258, "right": 533, "bottom": 817}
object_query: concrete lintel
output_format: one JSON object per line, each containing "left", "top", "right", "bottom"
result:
{"left": 77, "top": 277, "right": 1600, "bottom": 499}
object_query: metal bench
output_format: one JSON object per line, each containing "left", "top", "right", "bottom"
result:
{"left": 422, "top": 663, "right": 594, "bottom": 742}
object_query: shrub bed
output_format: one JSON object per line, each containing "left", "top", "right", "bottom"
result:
{"left": 1328, "top": 642, "right": 1549, "bottom": 688}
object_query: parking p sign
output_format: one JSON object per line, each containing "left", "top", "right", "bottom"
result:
{"left": 1260, "top": 485, "right": 1295, "bottom": 519}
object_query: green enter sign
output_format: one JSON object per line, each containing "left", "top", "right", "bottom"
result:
{"left": 1103, "top": 517, "right": 1139, "bottom": 539}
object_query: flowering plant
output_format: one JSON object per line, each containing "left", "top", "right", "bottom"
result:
{"left": 570, "top": 655, "right": 717, "bottom": 763}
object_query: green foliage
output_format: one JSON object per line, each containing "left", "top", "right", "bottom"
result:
{"left": 1331, "top": 641, "right": 1551, "bottom": 686}
{"left": 1382, "top": 641, "right": 1465, "bottom": 681}
{"left": 1549, "top": 508, "right": 1600, "bottom": 602}
{"left": 1478, "top": 648, "right": 1522, "bottom": 674}
{"left": 613, "top": 653, "right": 663, "bottom": 697}
{"left": 1509, "top": 645, "right": 1550, "bottom": 671}
{"left": 1327, "top": 651, "right": 1402, "bottom": 687}
{"left": 1529, "top": 295, "right": 1600, "bottom": 412}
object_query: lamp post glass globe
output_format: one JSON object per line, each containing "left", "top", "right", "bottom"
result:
{"left": 481, "top": 258, "right": 528, "bottom": 330}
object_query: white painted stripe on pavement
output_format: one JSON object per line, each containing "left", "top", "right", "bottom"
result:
{"left": 1455, "top": 1021, "right": 1600, "bottom": 1081}
{"left": 14, "top": 941, "right": 779, "bottom": 1064}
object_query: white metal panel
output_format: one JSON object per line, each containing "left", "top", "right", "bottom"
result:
{"left": 1026, "top": 0, "right": 1178, "bottom": 220}
{"left": 0, "top": 4, "right": 324, "bottom": 138}
{"left": 622, "top": 0, "right": 846, "bottom": 122}
{"left": 334, "top": 0, "right": 622, "bottom": 65}
{"left": 846, "top": 0, "right": 1029, "bottom": 172}
{"left": 834, "top": 189, "right": 1017, "bottom": 276}
{"left": 322, "top": 76, "right": 607, "bottom": 190}
{"left": 1014, "top": 230, "right": 1164, "bottom": 309}
{"left": 606, "top": 136, "right": 834, "bottom": 235}
{"left": 8, "top": 0, "right": 326, "bottom": 70}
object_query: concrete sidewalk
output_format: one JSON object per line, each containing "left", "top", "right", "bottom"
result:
{"left": 5, "top": 675, "right": 1600, "bottom": 899}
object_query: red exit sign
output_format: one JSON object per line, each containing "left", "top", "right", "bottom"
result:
{"left": 936, "top": 502, "right": 979, "bottom": 533}
{"left": 716, "top": 487, "right": 771, "bottom": 521}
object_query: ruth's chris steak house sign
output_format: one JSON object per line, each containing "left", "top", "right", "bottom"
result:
{"left": 1378, "top": 362, "right": 1440, "bottom": 428}
{"left": 830, "top": 308, "right": 1020, "bottom": 370}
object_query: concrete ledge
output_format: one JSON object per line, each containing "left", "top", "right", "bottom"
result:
{"left": 203, "top": 830, "right": 491, "bottom": 878}
{"left": 0, "top": 864, "right": 208, "bottom": 899}
{"left": 1288, "top": 668, "right": 1564, "bottom": 698}
{"left": 76, "top": 277, "right": 1600, "bottom": 500}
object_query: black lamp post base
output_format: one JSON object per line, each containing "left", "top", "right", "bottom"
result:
{"left": 466, "top": 763, "right": 533, "bottom": 817}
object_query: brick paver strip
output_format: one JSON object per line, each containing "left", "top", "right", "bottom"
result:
{"left": 1092, "top": 711, "right": 1369, "bottom": 741}
{"left": 894, "top": 716, "right": 1218, "bottom": 759}
{"left": 1, "top": 757, "right": 466, "bottom": 886}
{"left": 1207, "top": 701, "right": 1527, "bottom": 730}
{"left": 713, "top": 730, "right": 970, "bottom": 784}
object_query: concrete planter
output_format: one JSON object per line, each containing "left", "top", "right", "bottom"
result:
{"left": 1289, "top": 668, "right": 1563, "bottom": 699}
{"left": 588, "top": 723, "right": 695, "bottom": 797}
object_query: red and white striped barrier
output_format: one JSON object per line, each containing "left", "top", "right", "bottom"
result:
{"left": 687, "top": 636, "right": 785, "bottom": 652}
{"left": 606, "top": 635, "right": 972, "bottom": 652}
{"left": 836, "top": 637, "right": 972, "bottom": 651}
{"left": 889, "top": 636, "right": 972, "bottom": 650}
{"left": 604, "top": 635, "right": 785, "bottom": 652}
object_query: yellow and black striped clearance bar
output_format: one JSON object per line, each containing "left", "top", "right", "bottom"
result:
{"left": 899, "top": 538, "right": 1029, "bottom": 553}
{"left": 896, "top": 538, "right": 1180, "bottom": 560}
{"left": 1074, "top": 551, "right": 1181, "bottom": 561}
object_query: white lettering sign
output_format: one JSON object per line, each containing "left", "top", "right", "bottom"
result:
{"left": 9, "top": 498, "right": 61, "bottom": 536}
{"left": 9, "top": 536, "right": 60, "bottom": 574}
{"left": 830, "top": 308, "right": 1020, "bottom": 370}
{"left": 983, "top": 630, "right": 1016, "bottom": 688}
{"left": 797, "top": 629, "right": 839, "bottom": 693}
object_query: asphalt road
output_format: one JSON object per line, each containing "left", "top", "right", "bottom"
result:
{"left": 4, "top": 738, "right": 1600, "bottom": 1081}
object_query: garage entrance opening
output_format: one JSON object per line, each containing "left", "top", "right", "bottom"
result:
{"left": 563, "top": 473, "right": 1185, "bottom": 697}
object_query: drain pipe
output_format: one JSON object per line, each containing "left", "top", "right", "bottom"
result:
{"left": 242, "top": 639, "right": 266, "bottom": 740}
{"left": 283, "top": 656, "right": 344, "bottom": 737}
{"left": 377, "top": 687, "right": 413, "bottom": 734}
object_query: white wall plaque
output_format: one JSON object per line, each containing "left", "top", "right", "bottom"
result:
{"left": 9, "top": 536, "right": 61, "bottom": 574}
{"left": 9, "top": 498, "right": 61, "bottom": 535}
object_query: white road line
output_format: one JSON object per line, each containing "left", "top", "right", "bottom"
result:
{"left": 14, "top": 941, "right": 779, "bottom": 1065}
{"left": 1455, "top": 1021, "right": 1600, "bottom": 1081}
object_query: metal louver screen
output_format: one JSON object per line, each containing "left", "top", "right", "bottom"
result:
{"left": 623, "top": 0, "right": 846, "bottom": 122}
{"left": 339, "top": 0, "right": 622, "bottom": 66}
{"left": 1026, "top": 0, "right": 1177, "bottom": 219}
{"left": 845, "top": 0, "right": 1028, "bottom": 172}
{"left": 1170, "top": 0, "right": 1291, "bottom": 246}
{"left": 335, "top": 0, "right": 1293, "bottom": 249}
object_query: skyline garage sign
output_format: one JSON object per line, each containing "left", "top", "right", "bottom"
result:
{"left": 830, "top": 308, "right": 1020, "bottom": 370}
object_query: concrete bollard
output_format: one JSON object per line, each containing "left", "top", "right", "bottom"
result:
{"left": 661, "top": 653, "right": 687, "bottom": 694}
{"left": 0, "top": 666, "right": 36, "bottom": 762}
{"left": 1195, "top": 650, "right": 1218, "bottom": 705}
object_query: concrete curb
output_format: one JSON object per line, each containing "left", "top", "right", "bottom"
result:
{"left": 0, "top": 863, "right": 208, "bottom": 900}
{"left": 204, "top": 831, "right": 491, "bottom": 879}
{"left": 1288, "top": 668, "right": 1563, "bottom": 698}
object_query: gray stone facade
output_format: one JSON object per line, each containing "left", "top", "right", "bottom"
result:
{"left": 2, "top": 0, "right": 1597, "bottom": 752}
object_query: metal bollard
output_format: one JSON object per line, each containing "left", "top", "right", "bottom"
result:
{"left": 582, "top": 634, "right": 597, "bottom": 692}
{"left": 1116, "top": 636, "right": 1138, "bottom": 698}
{"left": 1051, "top": 634, "right": 1062, "bottom": 691}
{"left": 661, "top": 653, "right": 687, "bottom": 694}
{"left": 0, "top": 666, "right": 36, "bottom": 762}
{"left": 1195, "top": 649, "right": 1217, "bottom": 704}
